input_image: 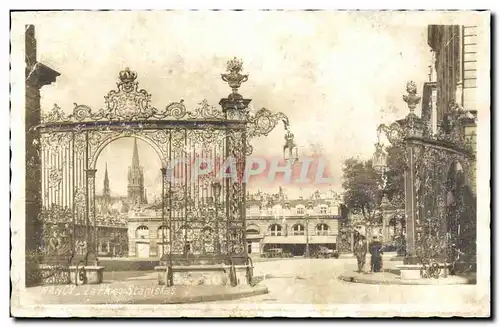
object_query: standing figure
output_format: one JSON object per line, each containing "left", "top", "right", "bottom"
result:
{"left": 369, "top": 234, "right": 384, "bottom": 273}
{"left": 353, "top": 231, "right": 367, "bottom": 273}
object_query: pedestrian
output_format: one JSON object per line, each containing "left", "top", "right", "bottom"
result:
{"left": 369, "top": 233, "right": 384, "bottom": 273}
{"left": 353, "top": 231, "right": 367, "bottom": 273}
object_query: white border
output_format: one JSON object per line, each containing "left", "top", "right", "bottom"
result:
{"left": 4, "top": 2, "right": 495, "bottom": 321}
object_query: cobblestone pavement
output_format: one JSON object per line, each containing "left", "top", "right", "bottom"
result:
{"left": 206, "top": 258, "right": 484, "bottom": 306}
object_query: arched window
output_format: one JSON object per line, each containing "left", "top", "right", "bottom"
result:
{"left": 246, "top": 225, "right": 260, "bottom": 236}
{"left": 316, "top": 223, "right": 329, "bottom": 236}
{"left": 292, "top": 224, "right": 305, "bottom": 236}
{"left": 157, "top": 225, "right": 169, "bottom": 240}
{"left": 269, "top": 224, "right": 282, "bottom": 236}
{"left": 296, "top": 207, "right": 305, "bottom": 215}
{"left": 135, "top": 225, "right": 149, "bottom": 239}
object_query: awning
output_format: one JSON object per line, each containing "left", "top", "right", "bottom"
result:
{"left": 262, "top": 235, "right": 337, "bottom": 244}
{"left": 246, "top": 234, "right": 262, "bottom": 240}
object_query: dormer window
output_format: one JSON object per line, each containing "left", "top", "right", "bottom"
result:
{"left": 320, "top": 206, "right": 327, "bottom": 214}
{"left": 296, "top": 207, "right": 305, "bottom": 215}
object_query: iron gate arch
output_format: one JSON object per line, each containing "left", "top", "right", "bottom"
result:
{"left": 34, "top": 61, "right": 293, "bottom": 283}
{"left": 377, "top": 86, "right": 477, "bottom": 275}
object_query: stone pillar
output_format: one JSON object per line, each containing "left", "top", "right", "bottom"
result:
{"left": 25, "top": 25, "right": 60, "bottom": 287}
{"left": 219, "top": 64, "right": 251, "bottom": 266}
{"left": 403, "top": 142, "right": 418, "bottom": 264}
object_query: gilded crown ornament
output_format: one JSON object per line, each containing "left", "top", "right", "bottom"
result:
{"left": 221, "top": 57, "right": 249, "bottom": 99}
{"left": 118, "top": 67, "right": 138, "bottom": 93}
{"left": 403, "top": 80, "right": 421, "bottom": 115}
{"left": 119, "top": 67, "right": 138, "bottom": 84}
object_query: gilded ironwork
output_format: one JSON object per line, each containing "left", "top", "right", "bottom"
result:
{"left": 221, "top": 57, "right": 249, "bottom": 99}
{"left": 36, "top": 60, "right": 293, "bottom": 283}
{"left": 376, "top": 81, "right": 476, "bottom": 278}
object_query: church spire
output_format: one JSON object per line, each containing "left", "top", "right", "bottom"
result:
{"left": 128, "top": 138, "right": 146, "bottom": 207}
{"left": 132, "top": 138, "right": 140, "bottom": 168}
{"left": 103, "top": 162, "right": 110, "bottom": 197}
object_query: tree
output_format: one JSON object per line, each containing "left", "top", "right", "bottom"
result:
{"left": 341, "top": 158, "right": 384, "bottom": 224}
{"left": 384, "top": 145, "right": 406, "bottom": 207}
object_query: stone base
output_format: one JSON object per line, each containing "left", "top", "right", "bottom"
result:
{"left": 397, "top": 263, "right": 451, "bottom": 280}
{"left": 233, "top": 265, "right": 251, "bottom": 286}
{"left": 37, "top": 264, "right": 104, "bottom": 285}
{"left": 397, "top": 265, "right": 422, "bottom": 280}
{"left": 69, "top": 266, "right": 105, "bottom": 285}
{"left": 155, "top": 264, "right": 252, "bottom": 287}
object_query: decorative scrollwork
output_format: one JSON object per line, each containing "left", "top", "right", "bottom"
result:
{"left": 421, "top": 260, "right": 442, "bottom": 279}
{"left": 377, "top": 121, "right": 406, "bottom": 148}
{"left": 186, "top": 99, "right": 225, "bottom": 120}
{"left": 164, "top": 101, "right": 187, "bottom": 119}
{"left": 41, "top": 104, "right": 68, "bottom": 123}
{"left": 152, "top": 130, "right": 169, "bottom": 144}
{"left": 247, "top": 108, "right": 289, "bottom": 139}
{"left": 40, "top": 70, "right": 228, "bottom": 124}
{"left": 47, "top": 167, "right": 63, "bottom": 191}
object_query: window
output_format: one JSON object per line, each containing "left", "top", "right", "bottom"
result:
{"left": 320, "top": 206, "right": 327, "bottom": 214}
{"left": 316, "top": 224, "right": 329, "bottom": 236}
{"left": 269, "top": 224, "right": 282, "bottom": 236}
{"left": 246, "top": 226, "right": 260, "bottom": 235}
{"left": 135, "top": 225, "right": 149, "bottom": 239}
{"left": 157, "top": 225, "right": 169, "bottom": 240}
{"left": 292, "top": 224, "right": 305, "bottom": 236}
{"left": 296, "top": 207, "right": 305, "bottom": 215}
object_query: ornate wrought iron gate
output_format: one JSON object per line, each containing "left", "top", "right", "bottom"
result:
{"left": 377, "top": 82, "right": 477, "bottom": 275}
{"left": 34, "top": 59, "right": 292, "bottom": 282}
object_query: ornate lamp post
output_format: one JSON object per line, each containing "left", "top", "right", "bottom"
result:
{"left": 283, "top": 127, "right": 299, "bottom": 166}
{"left": 305, "top": 201, "right": 314, "bottom": 258}
{"left": 372, "top": 137, "right": 388, "bottom": 182}
{"left": 211, "top": 177, "right": 222, "bottom": 253}
{"left": 372, "top": 136, "right": 389, "bottom": 243}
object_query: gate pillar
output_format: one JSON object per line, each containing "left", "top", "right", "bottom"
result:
{"left": 25, "top": 25, "right": 60, "bottom": 286}
{"left": 403, "top": 141, "right": 419, "bottom": 264}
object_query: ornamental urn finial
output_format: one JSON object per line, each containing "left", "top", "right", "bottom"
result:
{"left": 221, "top": 57, "right": 249, "bottom": 99}
{"left": 403, "top": 80, "right": 421, "bottom": 115}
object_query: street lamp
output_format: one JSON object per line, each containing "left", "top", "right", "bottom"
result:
{"left": 372, "top": 143, "right": 387, "bottom": 176}
{"left": 305, "top": 201, "right": 314, "bottom": 258}
{"left": 283, "top": 126, "right": 299, "bottom": 166}
{"left": 372, "top": 133, "right": 390, "bottom": 243}
{"left": 211, "top": 177, "right": 222, "bottom": 253}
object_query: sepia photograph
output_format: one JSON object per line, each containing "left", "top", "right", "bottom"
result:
{"left": 9, "top": 9, "right": 490, "bottom": 317}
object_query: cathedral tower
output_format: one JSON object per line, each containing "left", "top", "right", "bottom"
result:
{"left": 127, "top": 138, "right": 147, "bottom": 206}
{"left": 103, "top": 162, "right": 111, "bottom": 200}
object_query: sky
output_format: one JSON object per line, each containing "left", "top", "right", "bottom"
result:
{"left": 26, "top": 11, "right": 432, "bottom": 198}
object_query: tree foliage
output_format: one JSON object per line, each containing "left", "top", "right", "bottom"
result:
{"left": 341, "top": 158, "right": 383, "bottom": 223}
{"left": 384, "top": 145, "right": 406, "bottom": 206}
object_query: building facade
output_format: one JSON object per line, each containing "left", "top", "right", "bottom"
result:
{"left": 94, "top": 162, "right": 129, "bottom": 257}
{"left": 245, "top": 188, "right": 345, "bottom": 256}
{"left": 426, "top": 24, "right": 478, "bottom": 269}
